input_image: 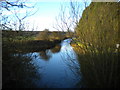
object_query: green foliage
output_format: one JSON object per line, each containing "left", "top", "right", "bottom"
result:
{"left": 78, "top": 52, "right": 119, "bottom": 88}
{"left": 49, "top": 32, "right": 64, "bottom": 41}
{"left": 2, "top": 30, "right": 36, "bottom": 42}
{"left": 36, "top": 31, "right": 66, "bottom": 41}
{"left": 75, "top": 2, "right": 119, "bottom": 50}
{"left": 74, "top": 2, "right": 120, "bottom": 88}
{"left": 36, "top": 31, "right": 49, "bottom": 40}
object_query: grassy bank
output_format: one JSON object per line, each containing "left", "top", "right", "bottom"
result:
{"left": 2, "top": 30, "right": 65, "bottom": 53}
{"left": 73, "top": 2, "right": 119, "bottom": 88}
{"left": 3, "top": 39, "right": 61, "bottom": 53}
{"left": 2, "top": 30, "right": 73, "bottom": 42}
{"left": 71, "top": 43, "right": 120, "bottom": 88}
{"left": 2, "top": 30, "right": 63, "bottom": 88}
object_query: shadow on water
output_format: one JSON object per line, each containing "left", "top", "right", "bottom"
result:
{"left": 77, "top": 52, "right": 120, "bottom": 88}
{"left": 38, "top": 50, "right": 52, "bottom": 61}
{"left": 3, "top": 37, "right": 119, "bottom": 88}
{"left": 2, "top": 39, "right": 81, "bottom": 88}
{"left": 2, "top": 51, "right": 40, "bottom": 88}
{"left": 51, "top": 44, "right": 61, "bottom": 53}
{"left": 28, "top": 39, "right": 81, "bottom": 88}
{"left": 37, "top": 44, "right": 61, "bottom": 61}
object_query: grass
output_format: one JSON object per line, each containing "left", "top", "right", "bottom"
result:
{"left": 72, "top": 43, "right": 120, "bottom": 88}
{"left": 80, "top": 52, "right": 119, "bottom": 88}
{"left": 3, "top": 40, "right": 61, "bottom": 53}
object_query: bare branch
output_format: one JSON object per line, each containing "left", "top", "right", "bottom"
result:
{"left": 54, "top": 0, "right": 89, "bottom": 33}
{"left": 0, "top": 0, "right": 38, "bottom": 31}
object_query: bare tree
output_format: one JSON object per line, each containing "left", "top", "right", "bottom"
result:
{"left": 13, "top": 7, "right": 38, "bottom": 31}
{"left": 53, "top": 3, "right": 73, "bottom": 32}
{"left": 0, "top": 0, "right": 37, "bottom": 31}
{"left": 53, "top": 0, "right": 89, "bottom": 33}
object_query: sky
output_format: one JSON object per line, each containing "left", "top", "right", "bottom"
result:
{"left": 25, "top": 2, "right": 64, "bottom": 31}
{"left": 1, "top": 0, "right": 92, "bottom": 31}
{"left": 2, "top": 0, "right": 119, "bottom": 31}
{"left": 23, "top": 1, "right": 91, "bottom": 31}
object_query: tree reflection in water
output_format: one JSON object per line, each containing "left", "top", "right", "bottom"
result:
{"left": 3, "top": 39, "right": 81, "bottom": 88}
{"left": 50, "top": 44, "right": 61, "bottom": 53}
{"left": 37, "top": 44, "right": 61, "bottom": 61}
{"left": 60, "top": 40, "right": 81, "bottom": 87}
{"left": 17, "top": 39, "right": 81, "bottom": 88}
{"left": 3, "top": 50, "right": 40, "bottom": 88}
{"left": 38, "top": 50, "right": 52, "bottom": 61}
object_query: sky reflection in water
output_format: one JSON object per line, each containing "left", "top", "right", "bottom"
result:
{"left": 26, "top": 39, "right": 81, "bottom": 88}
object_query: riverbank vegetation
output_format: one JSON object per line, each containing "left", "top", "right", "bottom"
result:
{"left": 2, "top": 28, "right": 73, "bottom": 53}
{"left": 2, "top": 30, "right": 63, "bottom": 88}
{"left": 72, "top": 2, "right": 120, "bottom": 88}
{"left": 1, "top": 1, "right": 120, "bottom": 88}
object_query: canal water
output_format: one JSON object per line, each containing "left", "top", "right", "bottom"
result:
{"left": 25, "top": 39, "right": 81, "bottom": 88}
{"left": 3, "top": 39, "right": 82, "bottom": 88}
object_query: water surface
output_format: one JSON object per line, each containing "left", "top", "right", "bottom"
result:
{"left": 25, "top": 39, "right": 81, "bottom": 88}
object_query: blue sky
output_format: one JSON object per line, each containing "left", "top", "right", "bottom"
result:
{"left": 25, "top": 1, "right": 91, "bottom": 31}
{"left": 1, "top": 0, "right": 91, "bottom": 31}
{"left": 25, "top": 2, "right": 63, "bottom": 31}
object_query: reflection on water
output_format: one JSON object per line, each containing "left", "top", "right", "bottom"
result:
{"left": 51, "top": 44, "right": 61, "bottom": 53}
{"left": 2, "top": 52, "right": 40, "bottom": 88}
{"left": 38, "top": 50, "right": 52, "bottom": 60}
{"left": 26, "top": 39, "right": 81, "bottom": 88}
{"left": 3, "top": 39, "right": 81, "bottom": 88}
